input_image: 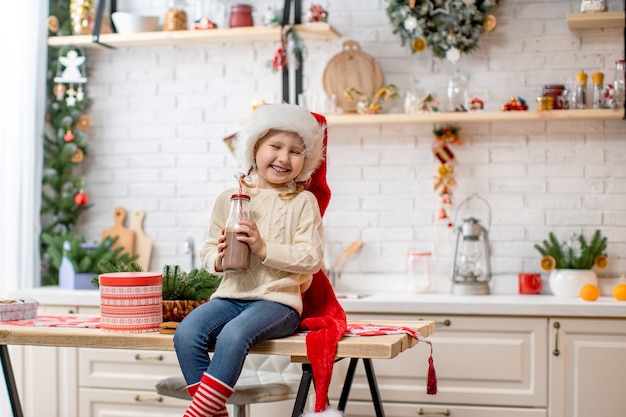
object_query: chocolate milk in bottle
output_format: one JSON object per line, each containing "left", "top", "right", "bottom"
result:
{"left": 223, "top": 194, "right": 251, "bottom": 271}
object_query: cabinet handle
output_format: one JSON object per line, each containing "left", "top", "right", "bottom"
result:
{"left": 134, "top": 353, "right": 164, "bottom": 361}
{"left": 552, "top": 321, "right": 560, "bottom": 356}
{"left": 419, "top": 319, "right": 451, "bottom": 327}
{"left": 417, "top": 408, "right": 451, "bottom": 416}
{"left": 134, "top": 395, "right": 163, "bottom": 402}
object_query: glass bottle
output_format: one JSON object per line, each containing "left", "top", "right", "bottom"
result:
{"left": 591, "top": 72, "right": 604, "bottom": 109}
{"left": 612, "top": 59, "right": 625, "bottom": 110}
{"left": 575, "top": 70, "right": 588, "bottom": 109}
{"left": 406, "top": 251, "right": 432, "bottom": 293}
{"left": 222, "top": 194, "right": 251, "bottom": 272}
{"left": 164, "top": 0, "right": 188, "bottom": 31}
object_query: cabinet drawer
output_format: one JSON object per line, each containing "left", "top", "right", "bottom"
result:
{"left": 331, "top": 314, "right": 548, "bottom": 407}
{"left": 79, "top": 348, "right": 183, "bottom": 390}
{"left": 340, "top": 401, "right": 547, "bottom": 417}
{"left": 79, "top": 387, "right": 188, "bottom": 417}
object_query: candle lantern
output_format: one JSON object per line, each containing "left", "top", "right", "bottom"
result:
{"left": 451, "top": 194, "right": 492, "bottom": 295}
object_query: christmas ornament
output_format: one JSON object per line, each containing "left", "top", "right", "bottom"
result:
{"left": 53, "top": 46, "right": 88, "bottom": 107}
{"left": 48, "top": 15, "right": 60, "bottom": 33}
{"left": 432, "top": 125, "right": 462, "bottom": 227}
{"left": 76, "top": 114, "right": 92, "bottom": 131}
{"left": 501, "top": 96, "right": 528, "bottom": 111}
{"left": 386, "top": 0, "right": 499, "bottom": 62}
{"left": 270, "top": 25, "right": 304, "bottom": 73}
{"left": 345, "top": 84, "right": 400, "bottom": 114}
{"left": 53, "top": 83, "right": 66, "bottom": 101}
{"left": 64, "top": 127, "right": 75, "bottom": 142}
{"left": 71, "top": 148, "right": 84, "bottom": 163}
{"left": 74, "top": 190, "right": 89, "bottom": 206}
{"left": 305, "top": 4, "right": 328, "bottom": 23}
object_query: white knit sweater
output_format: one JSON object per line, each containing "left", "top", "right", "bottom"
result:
{"left": 200, "top": 187, "right": 324, "bottom": 314}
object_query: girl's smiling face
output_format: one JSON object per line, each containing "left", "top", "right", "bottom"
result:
{"left": 254, "top": 129, "right": 306, "bottom": 189}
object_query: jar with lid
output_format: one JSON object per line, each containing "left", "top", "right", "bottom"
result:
{"left": 164, "top": 0, "right": 188, "bottom": 31}
{"left": 574, "top": 70, "right": 588, "bottom": 109}
{"left": 406, "top": 251, "right": 432, "bottom": 293}
{"left": 230, "top": 4, "right": 253, "bottom": 28}
{"left": 222, "top": 194, "right": 251, "bottom": 272}
{"left": 591, "top": 72, "right": 604, "bottom": 109}
{"left": 612, "top": 59, "right": 625, "bottom": 109}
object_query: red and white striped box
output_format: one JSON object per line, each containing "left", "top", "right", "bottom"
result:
{"left": 98, "top": 272, "right": 163, "bottom": 333}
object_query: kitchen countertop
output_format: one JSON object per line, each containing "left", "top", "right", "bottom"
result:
{"left": 12, "top": 287, "right": 625, "bottom": 319}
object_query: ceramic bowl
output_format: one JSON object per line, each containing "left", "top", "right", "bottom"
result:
{"left": 112, "top": 12, "right": 159, "bottom": 34}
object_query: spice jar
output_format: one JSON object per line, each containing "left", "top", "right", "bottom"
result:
{"left": 164, "top": 0, "right": 188, "bottom": 31}
{"left": 536, "top": 96, "right": 554, "bottom": 111}
{"left": 230, "top": 4, "right": 253, "bottom": 27}
{"left": 591, "top": 72, "right": 604, "bottom": 109}
{"left": 574, "top": 71, "right": 588, "bottom": 109}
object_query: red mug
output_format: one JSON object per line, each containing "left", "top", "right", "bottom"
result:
{"left": 519, "top": 273, "right": 542, "bottom": 294}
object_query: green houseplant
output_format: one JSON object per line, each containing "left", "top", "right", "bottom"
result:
{"left": 534, "top": 230, "right": 608, "bottom": 297}
{"left": 161, "top": 265, "right": 221, "bottom": 322}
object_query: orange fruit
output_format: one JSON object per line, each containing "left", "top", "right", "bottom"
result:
{"left": 540, "top": 256, "right": 556, "bottom": 271}
{"left": 613, "top": 284, "right": 626, "bottom": 301}
{"left": 580, "top": 284, "right": 601, "bottom": 301}
{"left": 594, "top": 255, "right": 608, "bottom": 269}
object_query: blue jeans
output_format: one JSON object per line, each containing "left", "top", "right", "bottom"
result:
{"left": 173, "top": 298, "right": 300, "bottom": 388}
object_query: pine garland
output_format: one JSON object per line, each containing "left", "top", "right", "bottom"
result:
{"left": 386, "top": 0, "right": 499, "bottom": 61}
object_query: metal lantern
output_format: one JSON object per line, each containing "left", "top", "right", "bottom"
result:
{"left": 451, "top": 194, "right": 492, "bottom": 295}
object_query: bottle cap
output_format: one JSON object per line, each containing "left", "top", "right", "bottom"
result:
{"left": 592, "top": 72, "right": 604, "bottom": 85}
{"left": 577, "top": 71, "right": 588, "bottom": 83}
{"left": 231, "top": 194, "right": 250, "bottom": 200}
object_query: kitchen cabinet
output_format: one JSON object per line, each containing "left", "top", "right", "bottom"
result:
{"left": 548, "top": 318, "right": 626, "bottom": 417}
{"left": 329, "top": 313, "right": 548, "bottom": 416}
{"left": 47, "top": 23, "right": 340, "bottom": 49}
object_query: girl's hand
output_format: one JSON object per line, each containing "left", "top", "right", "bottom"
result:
{"left": 237, "top": 218, "right": 267, "bottom": 261}
{"left": 215, "top": 228, "right": 226, "bottom": 272}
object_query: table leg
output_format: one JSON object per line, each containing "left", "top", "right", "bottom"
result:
{"left": 291, "top": 362, "right": 313, "bottom": 417}
{"left": 337, "top": 357, "right": 358, "bottom": 411}
{"left": 0, "top": 345, "right": 24, "bottom": 417}
{"left": 363, "top": 358, "right": 385, "bottom": 417}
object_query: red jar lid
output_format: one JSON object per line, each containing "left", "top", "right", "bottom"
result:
{"left": 231, "top": 194, "right": 251, "bottom": 200}
{"left": 99, "top": 272, "right": 162, "bottom": 286}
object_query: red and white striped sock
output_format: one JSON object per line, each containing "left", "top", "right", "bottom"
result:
{"left": 214, "top": 408, "right": 229, "bottom": 417}
{"left": 184, "top": 373, "right": 234, "bottom": 417}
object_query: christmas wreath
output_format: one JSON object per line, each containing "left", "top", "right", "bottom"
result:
{"left": 386, "top": 0, "right": 499, "bottom": 62}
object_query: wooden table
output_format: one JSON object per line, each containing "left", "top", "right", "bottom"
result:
{"left": 0, "top": 318, "right": 434, "bottom": 417}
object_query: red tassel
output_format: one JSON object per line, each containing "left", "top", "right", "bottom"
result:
{"left": 426, "top": 354, "right": 438, "bottom": 395}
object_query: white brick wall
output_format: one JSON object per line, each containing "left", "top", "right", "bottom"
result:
{"left": 79, "top": 0, "right": 626, "bottom": 294}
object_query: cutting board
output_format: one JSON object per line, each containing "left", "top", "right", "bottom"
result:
{"left": 130, "top": 210, "right": 153, "bottom": 272}
{"left": 101, "top": 207, "right": 136, "bottom": 257}
{"left": 322, "top": 40, "right": 383, "bottom": 113}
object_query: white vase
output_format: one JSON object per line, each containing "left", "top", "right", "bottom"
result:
{"left": 549, "top": 269, "right": 598, "bottom": 298}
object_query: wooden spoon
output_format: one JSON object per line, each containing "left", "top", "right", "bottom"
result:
{"left": 329, "top": 239, "right": 363, "bottom": 271}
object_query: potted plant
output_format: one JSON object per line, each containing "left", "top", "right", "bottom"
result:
{"left": 161, "top": 265, "right": 221, "bottom": 322}
{"left": 534, "top": 230, "right": 608, "bottom": 297}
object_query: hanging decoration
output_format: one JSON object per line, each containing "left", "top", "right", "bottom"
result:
{"left": 305, "top": 4, "right": 329, "bottom": 23}
{"left": 270, "top": 25, "right": 305, "bottom": 72}
{"left": 385, "top": 0, "right": 499, "bottom": 63}
{"left": 53, "top": 45, "right": 88, "bottom": 107}
{"left": 432, "top": 125, "right": 462, "bottom": 227}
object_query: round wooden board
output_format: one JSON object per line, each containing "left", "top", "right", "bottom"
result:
{"left": 323, "top": 40, "right": 383, "bottom": 113}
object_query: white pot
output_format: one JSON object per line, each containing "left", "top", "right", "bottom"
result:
{"left": 549, "top": 269, "right": 598, "bottom": 298}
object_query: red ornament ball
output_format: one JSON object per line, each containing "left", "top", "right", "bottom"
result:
{"left": 74, "top": 191, "right": 89, "bottom": 206}
{"left": 64, "top": 131, "right": 75, "bottom": 142}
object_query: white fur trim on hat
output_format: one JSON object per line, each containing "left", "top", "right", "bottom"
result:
{"left": 234, "top": 103, "right": 325, "bottom": 183}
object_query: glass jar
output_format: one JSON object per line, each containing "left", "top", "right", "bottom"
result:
{"left": 574, "top": 70, "right": 588, "bottom": 109}
{"left": 580, "top": 0, "right": 606, "bottom": 13}
{"left": 164, "top": 0, "right": 188, "bottom": 31}
{"left": 591, "top": 72, "right": 604, "bottom": 109}
{"left": 406, "top": 251, "right": 432, "bottom": 293}
{"left": 447, "top": 72, "right": 469, "bottom": 112}
{"left": 223, "top": 194, "right": 251, "bottom": 272}
{"left": 612, "top": 59, "right": 625, "bottom": 110}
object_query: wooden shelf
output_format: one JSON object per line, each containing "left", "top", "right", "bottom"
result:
{"left": 325, "top": 109, "right": 624, "bottom": 126}
{"left": 566, "top": 11, "right": 625, "bottom": 30}
{"left": 47, "top": 23, "right": 340, "bottom": 48}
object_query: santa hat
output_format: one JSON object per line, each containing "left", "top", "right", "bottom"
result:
{"left": 234, "top": 103, "right": 326, "bottom": 183}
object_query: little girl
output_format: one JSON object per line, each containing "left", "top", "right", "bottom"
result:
{"left": 173, "top": 103, "right": 326, "bottom": 417}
